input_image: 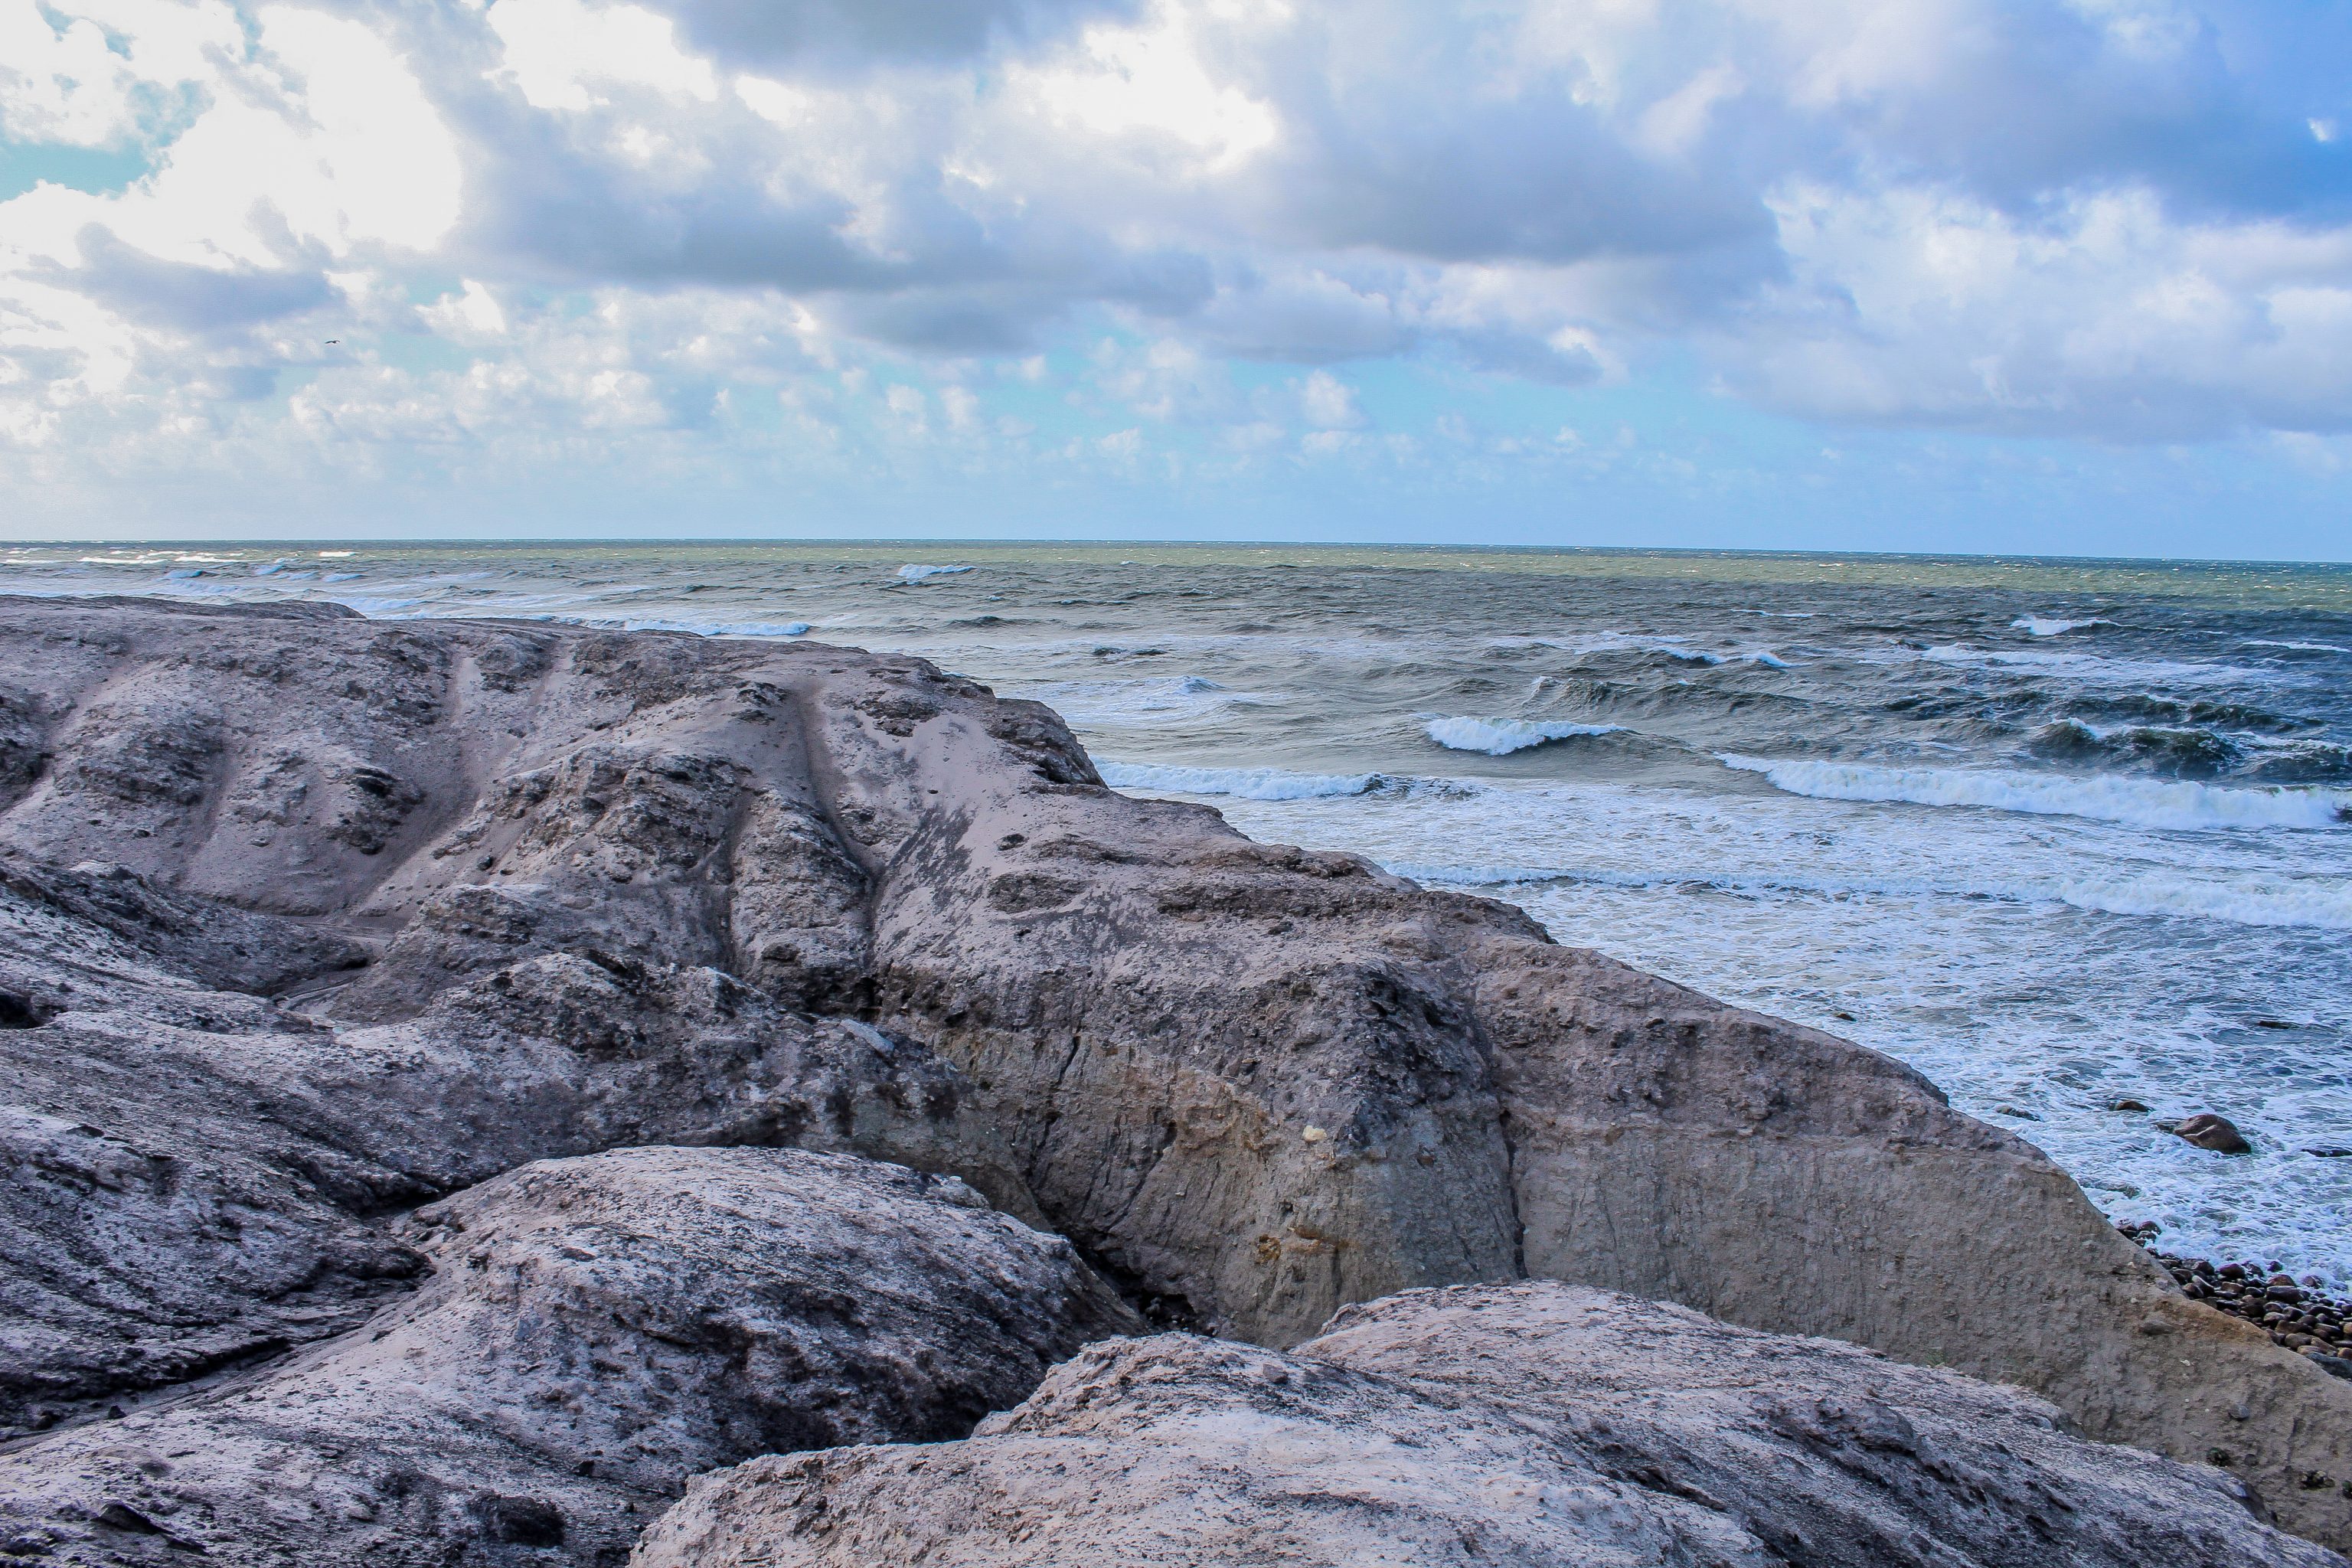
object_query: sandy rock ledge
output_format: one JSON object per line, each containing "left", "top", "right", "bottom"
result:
{"left": 635, "top": 1280, "right": 2344, "bottom": 1568}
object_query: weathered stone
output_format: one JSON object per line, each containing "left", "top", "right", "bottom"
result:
{"left": 0, "top": 1146, "right": 1138, "bottom": 1567}
{"left": 2, "top": 597, "right": 2350, "bottom": 1546}
{"left": 633, "top": 1280, "right": 2344, "bottom": 1568}
{"left": 0, "top": 861, "right": 1034, "bottom": 1437}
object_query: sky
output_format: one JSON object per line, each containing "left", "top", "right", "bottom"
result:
{"left": 2, "top": 0, "right": 2350, "bottom": 557}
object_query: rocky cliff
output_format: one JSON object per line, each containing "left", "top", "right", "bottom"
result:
{"left": 0, "top": 596, "right": 2347, "bottom": 1554}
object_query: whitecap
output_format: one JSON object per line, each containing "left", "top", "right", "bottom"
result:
{"left": 897, "top": 563, "right": 973, "bottom": 583}
{"left": 2012, "top": 616, "right": 2112, "bottom": 636}
{"left": 1099, "top": 761, "right": 1393, "bottom": 801}
{"left": 1722, "top": 755, "right": 2352, "bottom": 833}
{"left": 1423, "top": 717, "right": 1625, "bottom": 756}
{"left": 2248, "top": 640, "right": 2350, "bottom": 654}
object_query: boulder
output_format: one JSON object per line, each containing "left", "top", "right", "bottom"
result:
{"left": 633, "top": 1279, "right": 2344, "bottom": 1568}
{"left": 2173, "top": 1113, "right": 2255, "bottom": 1154}
{"left": 0, "top": 1145, "right": 1138, "bottom": 1567}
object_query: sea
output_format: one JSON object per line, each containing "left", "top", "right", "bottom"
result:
{"left": 8, "top": 541, "right": 2350, "bottom": 1283}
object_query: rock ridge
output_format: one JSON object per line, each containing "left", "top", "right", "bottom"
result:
{"left": 0, "top": 596, "right": 2347, "bottom": 1547}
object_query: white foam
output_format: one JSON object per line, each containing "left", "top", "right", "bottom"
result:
{"left": 2249, "top": 640, "right": 2350, "bottom": 654}
{"left": 2013, "top": 616, "right": 2112, "bottom": 636}
{"left": 1424, "top": 717, "right": 1625, "bottom": 755}
{"left": 1098, "top": 761, "right": 1388, "bottom": 801}
{"left": 897, "top": 563, "right": 973, "bottom": 583}
{"left": 1723, "top": 755, "right": 2351, "bottom": 832}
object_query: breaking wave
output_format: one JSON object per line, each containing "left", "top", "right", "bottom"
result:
{"left": 897, "top": 563, "right": 973, "bottom": 583}
{"left": 2013, "top": 616, "right": 2112, "bottom": 636}
{"left": 1423, "top": 716, "right": 1626, "bottom": 755}
{"left": 1721, "top": 756, "right": 2352, "bottom": 832}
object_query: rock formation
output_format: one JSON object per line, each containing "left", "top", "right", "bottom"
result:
{"left": 633, "top": 1279, "right": 2342, "bottom": 1568}
{"left": 0, "top": 596, "right": 2349, "bottom": 1547}
{"left": 0, "top": 858, "right": 1035, "bottom": 1439}
{"left": 0, "top": 1146, "right": 1136, "bottom": 1566}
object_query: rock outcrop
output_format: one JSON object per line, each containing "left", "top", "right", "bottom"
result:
{"left": 0, "top": 1146, "right": 1138, "bottom": 1566}
{"left": 633, "top": 1279, "right": 2343, "bottom": 1568}
{"left": 0, "top": 858, "right": 1034, "bottom": 1438}
{"left": 1, "top": 596, "right": 2349, "bottom": 1546}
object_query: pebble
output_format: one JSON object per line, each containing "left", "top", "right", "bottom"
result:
{"left": 2120, "top": 1223, "right": 2352, "bottom": 1372}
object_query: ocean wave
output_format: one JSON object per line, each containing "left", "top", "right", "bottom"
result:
{"left": 897, "top": 563, "right": 972, "bottom": 583}
{"left": 2026, "top": 719, "right": 2238, "bottom": 779}
{"left": 615, "top": 618, "right": 812, "bottom": 639}
{"left": 1423, "top": 716, "right": 1626, "bottom": 755}
{"left": 1721, "top": 755, "right": 2352, "bottom": 831}
{"left": 2248, "top": 639, "right": 2350, "bottom": 654}
{"left": 2013, "top": 616, "right": 2112, "bottom": 636}
{"left": 1024, "top": 676, "right": 1278, "bottom": 726}
{"left": 1390, "top": 858, "right": 2352, "bottom": 933}
{"left": 1910, "top": 643, "right": 2272, "bottom": 688}
{"left": 1098, "top": 760, "right": 1441, "bottom": 802}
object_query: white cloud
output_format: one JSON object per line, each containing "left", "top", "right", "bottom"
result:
{"left": 2, "top": 0, "right": 2350, "bottom": 515}
{"left": 1298, "top": 368, "right": 1361, "bottom": 429}
{"left": 487, "top": 0, "right": 720, "bottom": 112}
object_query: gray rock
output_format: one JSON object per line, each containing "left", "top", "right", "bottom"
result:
{"left": 633, "top": 1279, "right": 2344, "bottom": 1568}
{"left": 0, "top": 860, "right": 1036, "bottom": 1437}
{"left": 2, "top": 597, "right": 2350, "bottom": 1546}
{"left": 0, "top": 1145, "right": 1139, "bottom": 1567}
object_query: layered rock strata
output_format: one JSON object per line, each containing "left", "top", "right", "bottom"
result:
{"left": 0, "top": 1146, "right": 1137, "bottom": 1566}
{"left": 633, "top": 1279, "right": 2343, "bottom": 1568}
{"left": 0, "top": 597, "right": 2347, "bottom": 1546}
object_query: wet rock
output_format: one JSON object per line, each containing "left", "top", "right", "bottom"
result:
{"left": 0, "top": 1146, "right": 1138, "bottom": 1567}
{"left": 2112, "top": 1097, "right": 2152, "bottom": 1112}
{"left": 635, "top": 1281, "right": 2345, "bottom": 1568}
{"left": 2175, "top": 1113, "right": 2256, "bottom": 1154}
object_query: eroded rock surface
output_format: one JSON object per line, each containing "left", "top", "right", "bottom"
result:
{"left": 0, "top": 858, "right": 1033, "bottom": 1437}
{"left": 2, "top": 597, "right": 2349, "bottom": 1545}
{"left": 0, "top": 1146, "right": 1138, "bottom": 1567}
{"left": 635, "top": 1279, "right": 2343, "bottom": 1568}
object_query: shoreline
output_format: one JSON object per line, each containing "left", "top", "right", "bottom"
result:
{"left": 2125, "top": 1222, "right": 2352, "bottom": 1376}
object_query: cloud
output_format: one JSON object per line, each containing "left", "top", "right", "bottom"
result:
{"left": 2, "top": 0, "right": 2351, "bottom": 522}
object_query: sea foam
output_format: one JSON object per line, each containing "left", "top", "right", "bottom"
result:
{"left": 1423, "top": 717, "right": 1625, "bottom": 755}
{"left": 2012, "top": 616, "right": 2112, "bottom": 636}
{"left": 1723, "top": 756, "right": 2351, "bottom": 832}
{"left": 897, "top": 563, "right": 973, "bottom": 583}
